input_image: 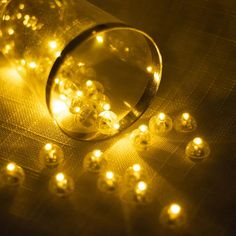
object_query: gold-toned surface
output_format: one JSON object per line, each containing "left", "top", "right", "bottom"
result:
{"left": 0, "top": 0, "right": 236, "bottom": 235}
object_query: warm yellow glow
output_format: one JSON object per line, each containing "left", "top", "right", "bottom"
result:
{"left": 193, "top": 137, "right": 202, "bottom": 145}
{"left": 113, "top": 123, "right": 120, "bottom": 130}
{"left": 86, "top": 80, "right": 93, "bottom": 87}
{"left": 182, "top": 112, "right": 190, "bottom": 120}
{"left": 137, "top": 181, "right": 147, "bottom": 191}
{"left": 16, "top": 13, "right": 22, "bottom": 19}
{"left": 55, "top": 51, "right": 61, "bottom": 57}
{"left": 7, "top": 28, "right": 14, "bottom": 35}
{"left": 158, "top": 112, "right": 166, "bottom": 121}
{"left": 78, "top": 62, "right": 85, "bottom": 67}
{"left": 106, "top": 171, "right": 114, "bottom": 180}
{"left": 55, "top": 78, "right": 60, "bottom": 84}
{"left": 93, "top": 149, "right": 102, "bottom": 158}
{"left": 4, "top": 15, "right": 10, "bottom": 21}
{"left": 139, "top": 124, "right": 148, "bottom": 132}
{"left": 49, "top": 40, "right": 57, "bottom": 49}
{"left": 74, "top": 107, "right": 81, "bottom": 113}
{"left": 125, "top": 47, "right": 130, "bottom": 52}
{"left": 6, "top": 163, "right": 16, "bottom": 172}
{"left": 29, "top": 61, "right": 37, "bottom": 69}
{"left": 103, "top": 103, "right": 111, "bottom": 111}
{"left": 168, "top": 203, "right": 181, "bottom": 216}
{"left": 96, "top": 35, "right": 104, "bottom": 43}
{"left": 76, "top": 90, "right": 83, "bottom": 97}
{"left": 133, "top": 164, "right": 141, "bottom": 172}
{"left": 154, "top": 72, "right": 161, "bottom": 83}
{"left": 56, "top": 173, "right": 65, "bottom": 182}
{"left": 59, "top": 94, "right": 67, "bottom": 101}
{"left": 52, "top": 99, "right": 68, "bottom": 114}
{"left": 146, "top": 66, "right": 153, "bottom": 73}
{"left": 19, "top": 3, "right": 25, "bottom": 9}
{"left": 45, "top": 143, "right": 52, "bottom": 151}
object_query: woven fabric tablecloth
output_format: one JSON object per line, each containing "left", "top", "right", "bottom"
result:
{"left": 0, "top": 0, "right": 236, "bottom": 235}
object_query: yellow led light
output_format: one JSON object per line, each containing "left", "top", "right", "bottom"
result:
{"left": 133, "top": 164, "right": 141, "bottom": 172}
{"left": 93, "top": 149, "right": 102, "bottom": 158}
{"left": 168, "top": 203, "right": 181, "bottom": 216}
{"left": 146, "top": 66, "right": 153, "bottom": 73}
{"left": 96, "top": 35, "right": 104, "bottom": 43}
{"left": 19, "top": 3, "right": 25, "bottom": 9}
{"left": 49, "top": 40, "right": 57, "bottom": 49}
{"left": 182, "top": 112, "right": 190, "bottom": 120}
{"left": 74, "top": 107, "right": 80, "bottom": 113}
{"left": 6, "top": 163, "right": 16, "bottom": 172}
{"left": 125, "top": 47, "right": 130, "bottom": 52}
{"left": 29, "top": 61, "right": 37, "bottom": 69}
{"left": 193, "top": 137, "right": 202, "bottom": 145}
{"left": 52, "top": 99, "right": 68, "bottom": 114}
{"left": 139, "top": 124, "right": 148, "bottom": 132}
{"left": 56, "top": 173, "right": 65, "bottom": 182}
{"left": 76, "top": 90, "right": 83, "bottom": 97}
{"left": 113, "top": 123, "right": 120, "bottom": 130}
{"left": 158, "top": 112, "right": 166, "bottom": 121}
{"left": 78, "top": 62, "right": 85, "bottom": 67}
{"left": 103, "top": 103, "right": 111, "bottom": 111}
{"left": 137, "top": 181, "right": 147, "bottom": 191}
{"left": 106, "top": 171, "right": 114, "bottom": 180}
{"left": 8, "top": 28, "right": 14, "bottom": 35}
{"left": 54, "top": 78, "right": 60, "bottom": 84}
{"left": 86, "top": 80, "right": 93, "bottom": 87}
{"left": 45, "top": 143, "right": 52, "bottom": 151}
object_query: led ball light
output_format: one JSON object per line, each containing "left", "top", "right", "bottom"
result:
{"left": 130, "top": 125, "right": 153, "bottom": 151}
{"left": 149, "top": 112, "right": 173, "bottom": 135}
{"left": 160, "top": 203, "right": 185, "bottom": 227}
{"left": 49, "top": 172, "right": 74, "bottom": 197}
{"left": 0, "top": 0, "right": 162, "bottom": 141}
{"left": 124, "top": 164, "right": 146, "bottom": 187}
{"left": 98, "top": 171, "right": 119, "bottom": 193}
{"left": 174, "top": 112, "right": 197, "bottom": 133}
{"left": 133, "top": 180, "right": 150, "bottom": 203}
{"left": 185, "top": 137, "right": 210, "bottom": 162}
{"left": 97, "top": 111, "right": 120, "bottom": 135}
{"left": 0, "top": 162, "right": 25, "bottom": 186}
{"left": 83, "top": 149, "right": 107, "bottom": 173}
{"left": 39, "top": 143, "right": 64, "bottom": 168}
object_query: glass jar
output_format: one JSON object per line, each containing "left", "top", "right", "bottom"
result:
{"left": 0, "top": 0, "right": 162, "bottom": 140}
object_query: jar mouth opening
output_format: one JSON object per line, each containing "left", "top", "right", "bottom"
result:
{"left": 46, "top": 23, "right": 162, "bottom": 141}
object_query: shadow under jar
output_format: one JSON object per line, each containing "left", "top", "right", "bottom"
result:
{"left": 0, "top": 0, "right": 162, "bottom": 140}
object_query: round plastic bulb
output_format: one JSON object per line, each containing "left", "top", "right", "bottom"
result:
{"left": 83, "top": 149, "right": 107, "bottom": 173}
{"left": 174, "top": 112, "right": 197, "bottom": 133}
{"left": 83, "top": 80, "right": 104, "bottom": 100}
{"left": 149, "top": 112, "right": 172, "bottom": 135}
{"left": 132, "top": 180, "right": 151, "bottom": 203}
{"left": 39, "top": 143, "right": 64, "bottom": 168}
{"left": 185, "top": 137, "right": 210, "bottom": 162}
{"left": 58, "top": 78, "right": 78, "bottom": 99}
{"left": 97, "top": 111, "right": 120, "bottom": 135}
{"left": 97, "top": 171, "right": 119, "bottom": 193}
{"left": 124, "top": 164, "right": 146, "bottom": 187}
{"left": 49, "top": 172, "right": 74, "bottom": 197}
{"left": 0, "top": 162, "right": 25, "bottom": 186}
{"left": 130, "top": 125, "right": 153, "bottom": 151}
{"left": 160, "top": 203, "right": 185, "bottom": 227}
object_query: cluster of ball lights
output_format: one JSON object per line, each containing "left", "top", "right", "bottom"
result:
{"left": 130, "top": 112, "right": 210, "bottom": 162}
{"left": 53, "top": 59, "right": 120, "bottom": 135}
{"left": 0, "top": 112, "right": 210, "bottom": 228}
